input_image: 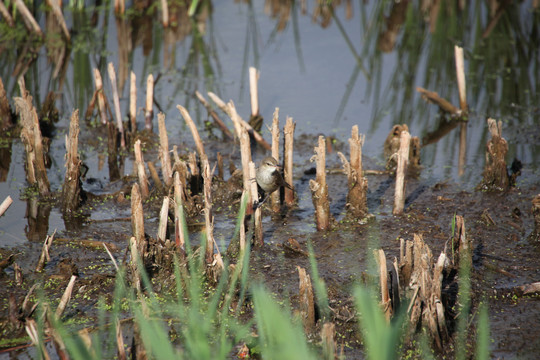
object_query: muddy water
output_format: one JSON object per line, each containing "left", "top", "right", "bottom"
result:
{"left": 0, "top": 1, "right": 539, "bottom": 359}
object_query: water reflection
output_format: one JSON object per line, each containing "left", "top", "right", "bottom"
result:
{"left": 0, "top": 1, "right": 538, "bottom": 246}
{"left": 25, "top": 197, "right": 51, "bottom": 242}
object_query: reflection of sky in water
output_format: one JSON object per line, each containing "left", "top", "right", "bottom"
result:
{"left": 0, "top": 2, "right": 538, "bottom": 246}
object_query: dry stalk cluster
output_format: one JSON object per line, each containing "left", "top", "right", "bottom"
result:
{"left": 373, "top": 215, "right": 472, "bottom": 351}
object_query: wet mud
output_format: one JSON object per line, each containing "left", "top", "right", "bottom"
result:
{"left": 1, "top": 131, "right": 539, "bottom": 359}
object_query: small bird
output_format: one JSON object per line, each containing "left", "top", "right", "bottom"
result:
{"left": 255, "top": 156, "right": 293, "bottom": 205}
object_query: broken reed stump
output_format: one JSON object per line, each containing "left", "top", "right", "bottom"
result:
{"left": 481, "top": 118, "right": 510, "bottom": 191}
{"left": 157, "top": 112, "right": 173, "bottom": 186}
{"left": 270, "top": 108, "right": 280, "bottom": 212}
{"left": 61, "top": 109, "right": 84, "bottom": 214}
{"left": 393, "top": 130, "right": 411, "bottom": 215}
{"left": 248, "top": 67, "right": 263, "bottom": 132}
{"left": 129, "top": 71, "right": 137, "bottom": 132}
{"left": 14, "top": 81, "right": 50, "bottom": 196}
{"left": 283, "top": 116, "right": 295, "bottom": 206}
{"left": 145, "top": 74, "right": 154, "bottom": 131}
{"left": 249, "top": 161, "right": 263, "bottom": 246}
{"left": 452, "top": 214, "right": 472, "bottom": 267}
{"left": 107, "top": 63, "right": 126, "bottom": 149}
{"left": 134, "top": 139, "right": 150, "bottom": 199}
{"left": 297, "top": 266, "right": 315, "bottom": 334}
{"left": 310, "top": 136, "right": 332, "bottom": 231}
{"left": 36, "top": 230, "right": 55, "bottom": 272}
{"left": 338, "top": 126, "right": 368, "bottom": 219}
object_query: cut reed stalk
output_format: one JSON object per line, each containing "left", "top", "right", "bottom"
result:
{"left": 147, "top": 161, "right": 164, "bottom": 194}
{"left": 173, "top": 172, "right": 185, "bottom": 250}
{"left": 55, "top": 275, "right": 77, "bottom": 318}
{"left": 14, "top": 263, "right": 23, "bottom": 286}
{"left": 0, "top": 196, "right": 13, "bottom": 217}
{"left": 177, "top": 105, "right": 206, "bottom": 158}
{"left": 249, "top": 67, "right": 260, "bottom": 117}
{"left": 393, "top": 130, "right": 410, "bottom": 215}
{"left": 309, "top": 136, "right": 331, "bottom": 231}
{"left": 202, "top": 155, "right": 215, "bottom": 264}
{"left": 454, "top": 45, "right": 467, "bottom": 112}
{"left": 217, "top": 152, "right": 224, "bottom": 180}
{"left": 25, "top": 319, "right": 50, "bottom": 360}
{"left": 160, "top": 0, "right": 169, "bottom": 27}
{"left": 93, "top": 69, "right": 109, "bottom": 124}
{"left": 145, "top": 74, "right": 154, "bottom": 130}
{"left": 158, "top": 112, "right": 173, "bottom": 186}
{"left": 0, "top": 2, "right": 14, "bottom": 27}
{"left": 157, "top": 196, "right": 169, "bottom": 242}
{"left": 207, "top": 92, "right": 271, "bottom": 150}
{"left": 321, "top": 322, "right": 336, "bottom": 360}
{"left": 116, "top": 318, "right": 126, "bottom": 360}
{"left": 129, "top": 71, "right": 137, "bottom": 132}
{"left": 129, "top": 237, "right": 141, "bottom": 292}
{"left": 338, "top": 125, "right": 368, "bottom": 218}
{"left": 375, "top": 249, "right": 392, "bottom": 322}
{"left": 36, "top": 230, "right": 56, "bottom": 272}
{"left": 134, "top": 140, "right": 150, "bottom": 199}
{"left": 108, "top": 63, "right": 126, "bottom": 149}
{"left": 249, "top": 161, "right": 263, "bottom": 246}
{"left": 61, "top": 109, "right": 84, "bottom": 214}
{"left": 283, "top": 116, "right": 295, "bottom": 205}
{"left": 239, "top": 129, "right": 253, "bottom": 215}
{"left": 297, "top": 266, "right": 315, "bottom": 333}
{"left": 195, "top": 91, "right": 233, "bottom": 139}
{"left": 14, "top": 81, "right": 50, "bottom": 196}
{"left": 131, "top": 184, "right": 145, "bottom": 259}
{"left": 270, "top": 108, "right": 280, "bottom": 211}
